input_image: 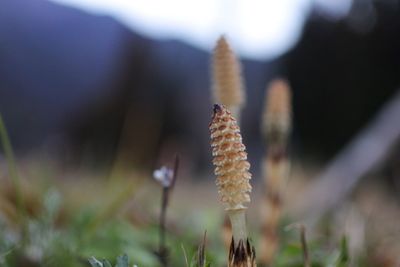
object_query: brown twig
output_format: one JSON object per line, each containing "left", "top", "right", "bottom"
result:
{"left": 285, "top": 223, "right": 310, "bottom": 267}
{"left": 300, "top": 225, "right": 310, "bottom": 267}
{"left": 197, "top": 231, "right": 207, "bottom": 267}
{"left": 159, "top": 186, "right": 169, "bottom": 266}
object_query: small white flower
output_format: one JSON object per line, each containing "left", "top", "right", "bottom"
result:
{"left": 153, "top": 166, "right": 174, "bottom": 187}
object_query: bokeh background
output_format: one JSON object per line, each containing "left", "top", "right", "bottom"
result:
{"left": 1, "top": 0, "right": 399, "bottom": 176}
{"left": 1, "top": 0, "right": 400, "bottom": 265}
{"left": 0, "top": 0, "right": 400, "bottom": 188}
{"left": 1, "top": 0, "right": 400, "bottom": 203}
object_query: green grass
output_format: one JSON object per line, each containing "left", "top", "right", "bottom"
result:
{"left": 0, "top": 113, "right": 376, "bottom": 267}
{"left": 0, "top": 114, "right": 26, "bottom": 226}
{"left": 0, "top": 179, "right": 354, "bottom": 267}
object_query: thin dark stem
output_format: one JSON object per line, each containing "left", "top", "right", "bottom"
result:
{"left": 159, "top": 186, "right": 168, "bottom": 256}
{"left": 285, "top": 223, "right": 310, "bottom": 267}
{"left": 158, "top": 154, "right": 180, "bottom": 267}
{"left": 197, "top": 231, "right": 207, "bottom": 267}
{"left": 300, "top": 225, "right": 310, "bottom": 267}
{"left": 170, "top": 154, "right": 180, "bottom": 190}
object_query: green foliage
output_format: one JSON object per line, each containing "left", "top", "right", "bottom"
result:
{"left": 89, "top": 254, "right": 131, "bottom": 267}
{"left": 274, "top": 229, "right": 351, "bottom": 267}
{"left": 0, "top": 114, "right": 26, "bottom": 229}
{"left": 0, "top": 184, "right": 354, "bottom": 267}
{"left": 0, "top": 129, "right": 355, "bottom": 267}
{"left": 325, "top": 237, "right": 349, "bottom": 267}
{"left": 0, "top": 175, "right": 357, "bottom": 267}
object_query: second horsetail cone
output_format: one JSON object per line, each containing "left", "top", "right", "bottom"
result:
{"left": 262, "top": 79, "right": 292, "bottom": 143}
{"left": 209, "top": 104, "right": 252, "bottom": 210}
{"left": 212, "top": 37, "right": 245, "bottom": 107}
{"left": 212, "top": 36, "right": 245, "bottom": 120}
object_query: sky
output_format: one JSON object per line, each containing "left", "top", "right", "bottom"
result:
{"left": 49, "top": 0, "right": 353, "bottom": 60}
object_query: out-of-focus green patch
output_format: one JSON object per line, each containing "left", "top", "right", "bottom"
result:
{"left": 89, "top": 254, "right": 131, "bottom": 267}
{"left": 274, "top": 233, "right": 350, "bottom": 267}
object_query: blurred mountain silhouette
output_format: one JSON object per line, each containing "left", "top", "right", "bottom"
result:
{"left": 0, "top": 0, "right": 399, "bottom": 172}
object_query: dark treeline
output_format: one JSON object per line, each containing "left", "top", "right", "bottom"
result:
{"left": 1, "top": 0, "right": 399, "bottom": 172}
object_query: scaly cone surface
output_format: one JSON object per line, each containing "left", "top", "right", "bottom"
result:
{"left": 209, "top": 104, "right": 252, "bottom": 210}
{"left": 210, "top": 104, "right": 256, "bottom": 267}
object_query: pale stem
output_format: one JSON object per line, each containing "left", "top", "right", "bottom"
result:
{"left": 228, "top": 209, "right": 247, "bottom": 247}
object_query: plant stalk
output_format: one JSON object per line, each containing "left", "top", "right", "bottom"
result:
{"left": 228, "top": 209, "right": 247, "bottom": 248}
{"left": 0, "top": 114, "right": 27, "bottom": 237}
{"left": 159, "top": 186, "right": 168, "bottom": 256}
